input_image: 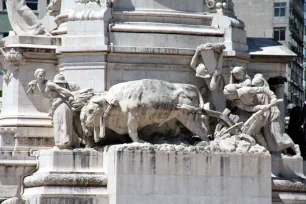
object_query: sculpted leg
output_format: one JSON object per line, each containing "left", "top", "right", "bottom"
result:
{"left": 177, "top": 112, "right": 209, "bottom": 141}
{"left": 127, "top": 112, "right": 140, "bottom": 142}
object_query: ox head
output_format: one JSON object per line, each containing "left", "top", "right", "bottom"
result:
{"left": 80, "top": 95, "right": 108, "bottom": 136}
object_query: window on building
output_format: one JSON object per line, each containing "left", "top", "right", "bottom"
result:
{"left": 26, "top": 0, "right": 38, "bottom": 11}
{"left": 1, "top": 0, "right": 6, "bottom": 10}
{"left": 273, "top": 27, "right": 286, "bottom": 41}
{"left": 274, "top": 2, "right": 286, "bottom": 17}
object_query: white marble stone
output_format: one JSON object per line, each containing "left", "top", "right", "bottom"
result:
{"left": 22, "top": 149, "right": 108, "bottom": 204}
{"left": 107, "top": 143, "right": 272, "bottom": 204}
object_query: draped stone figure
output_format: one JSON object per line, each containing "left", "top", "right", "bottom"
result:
{"left": 229, "top": 66, "right": 251, "bottom": 88}
{"left": 190, "top": 43, "right": 226, "bottom": 92}
{"left": 5, "top": 0, "right": 49, "bottom": 35}
{"left": 190, "top": 43, "right": 226, "bottom": 111}
{"left": 223, "top": 74, "right": 300, "bottom": 155}
{"left": 28, "top": 69, "right": 79, "bottom": 149}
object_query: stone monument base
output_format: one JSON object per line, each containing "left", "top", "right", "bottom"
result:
{"left": 22, "top": 149, "right": 108, "bottom": 204}
{"left": 272, "top": 153, "right": 306, "bottom": 204}
{"left": 106, "top": 143, "right": 271, "bottom": 204}
{"left": 21, "top": 143, "right": 272, "bottom": 204}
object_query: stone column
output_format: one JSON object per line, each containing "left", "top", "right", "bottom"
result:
{"left": 38, "top": 0, "right": 47, "bottom": 19}
{"left": 268, "top": 76, "right": 287, "bottom": 132}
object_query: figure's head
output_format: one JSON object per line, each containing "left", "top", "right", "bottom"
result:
{"left": 34, "top": 68, "right": 46, "bottom": 83}
{"left": 231, "top": 66, "right": 246, "bottom": 81}
{"left": 53, "top": 74, "right": 68, "bottom": 89}
{"left": 223, "top": 84, "right": 239, "bottom": 100}
{"left": 251, "top": 74, "right": 266, "bottom": 87}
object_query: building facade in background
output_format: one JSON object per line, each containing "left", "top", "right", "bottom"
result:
{"left": 0, "top": 0, "right": 47, "bottom": 38}
{"left": 234, "top": 0, "right": 305, "bottom": 107}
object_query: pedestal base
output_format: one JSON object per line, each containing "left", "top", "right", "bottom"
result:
{"left": 22, "top": 149, "right": 108, "bottom": 204}
{"left": 271, "top": 153, "right": 306, "bottom": 204}
{"left": 106, "top": 143, "right": 272, "bottom": 204}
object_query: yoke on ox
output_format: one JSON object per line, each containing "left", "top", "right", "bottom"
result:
{"left": 80, "top": 79, "right": 232, "bottom": 145}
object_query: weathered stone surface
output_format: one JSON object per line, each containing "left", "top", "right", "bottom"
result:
{"left": 22, "top": 148, "right": 108, "bottom": 204}
{"left": 107, "top": 143, "right": 272, "bottom": 204}
{"left": 23, "top": 174, "right": 107, "bottom": 187}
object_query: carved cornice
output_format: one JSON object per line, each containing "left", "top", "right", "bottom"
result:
{"left": 0, "top": 48, "right": 24, "bottom": 84}
{"left": 68, "top": 9, "right": 109, "bottom": 21}
{"left": 74, "top": 0, "right": 116, "bottom": 7}
{"left": 206, "top": 0, "right": 234, "bottom": 12}
{"left": 24, "top": 174, "right": 108, "bottom": 187}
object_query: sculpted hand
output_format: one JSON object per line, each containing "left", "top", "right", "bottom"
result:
{"left": 213, "top": 69, "right": 222, "bottom": 76}
{"left": 270, "top": 98, "right": 277, "bottom": 105}
{"left": 261, "top": 105, "right": 268, "bottom": 112}
{"left": 28, "top": 80, "right": 37, "bottom": 86}
{"left": 27, "top": 80, "right": 37, "bottom": 94}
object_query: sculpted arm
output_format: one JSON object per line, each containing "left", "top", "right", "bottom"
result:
{"left": 253, "top": 87, "right": 277, "bottom": 101}
{"left": 235, "top": 79, "right": 251, "bottom": 88}
{"left": 210, "top": 71, "right": 223, "bottom": 91}
{"left": 243, "top": 87, "right": 277, "bottom": 100}
{"left": 47, "top": 81, "right": 74, "bottom": 98}
{"left": 234, "top": 100, "right": 265, "bottom": 113}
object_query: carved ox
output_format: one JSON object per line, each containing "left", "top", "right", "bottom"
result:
{"left": 80, "top": 79, "right": 210, "bottom": 144}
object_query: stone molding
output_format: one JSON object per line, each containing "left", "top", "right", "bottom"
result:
{"left": 75, "top": 0, "right": 115, "bottom": 6}
{"left": 112, "top": 10, "right": 214, "bottom": 21}
{"left": 68, "top": 9, "right": 110, "bottom": 21}
{"left": 0, "top": 127, "right": 18, "bottom": 134}
{"left": 110, "top": 23, "right": 224, "bottom": 36}
{"left": 228, "top": 17, "right": 245, "bottom": 29}
{"left": 272, "top": 178, "right": 306, "bottom": 192}
{"left": 16, "top": 138, "right": 54, "bottom": 147}
{"left": 24, "top": 174, "right": 107, "bottom": 188}
{"left": 0, "top": 48, "right": 24, "bottom": 84}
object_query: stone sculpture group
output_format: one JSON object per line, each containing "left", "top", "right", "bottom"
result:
{"left": 3, "top": 0, "right": 300, "bottom": 156}
{"left": 27, "top": 54, "right": 300, "bottom": 156}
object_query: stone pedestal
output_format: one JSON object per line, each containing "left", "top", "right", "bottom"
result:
{"left": 22, "top": 149, "right": 108, "bottom": 204}
{"left": 0, "top": 154, "right": 36, "bottom": 201}
{"left": 268, "top": 76, "right": 287, "bottom": 132}
{"left": 271, "top": 153, "right": 306, "bottom": 203}
{"left": 107, "top": 144, "right": 272, "bottom": 204}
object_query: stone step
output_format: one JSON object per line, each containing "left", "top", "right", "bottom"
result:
{"left": 111, "top": 22, "right": 223, "bottom": 36}
{"left": 23, "top": 186, "right": 109, "bottom": 204}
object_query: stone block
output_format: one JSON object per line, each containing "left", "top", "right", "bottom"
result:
{"left": 271, "top": 153, "right": 305, "bottom": 178}
{"left": 107, "top": 144, "right": 271, "bottom": 204}
{"left": 22, "top": 149, "right": 107, "bottom": 204}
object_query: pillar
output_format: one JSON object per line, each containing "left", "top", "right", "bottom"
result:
{"left": 268, "top": 76, "right": 287, "bottom": 132}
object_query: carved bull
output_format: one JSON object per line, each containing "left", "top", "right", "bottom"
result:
{"left": 80, "top": 79, "right": 210, "bottom": 144}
